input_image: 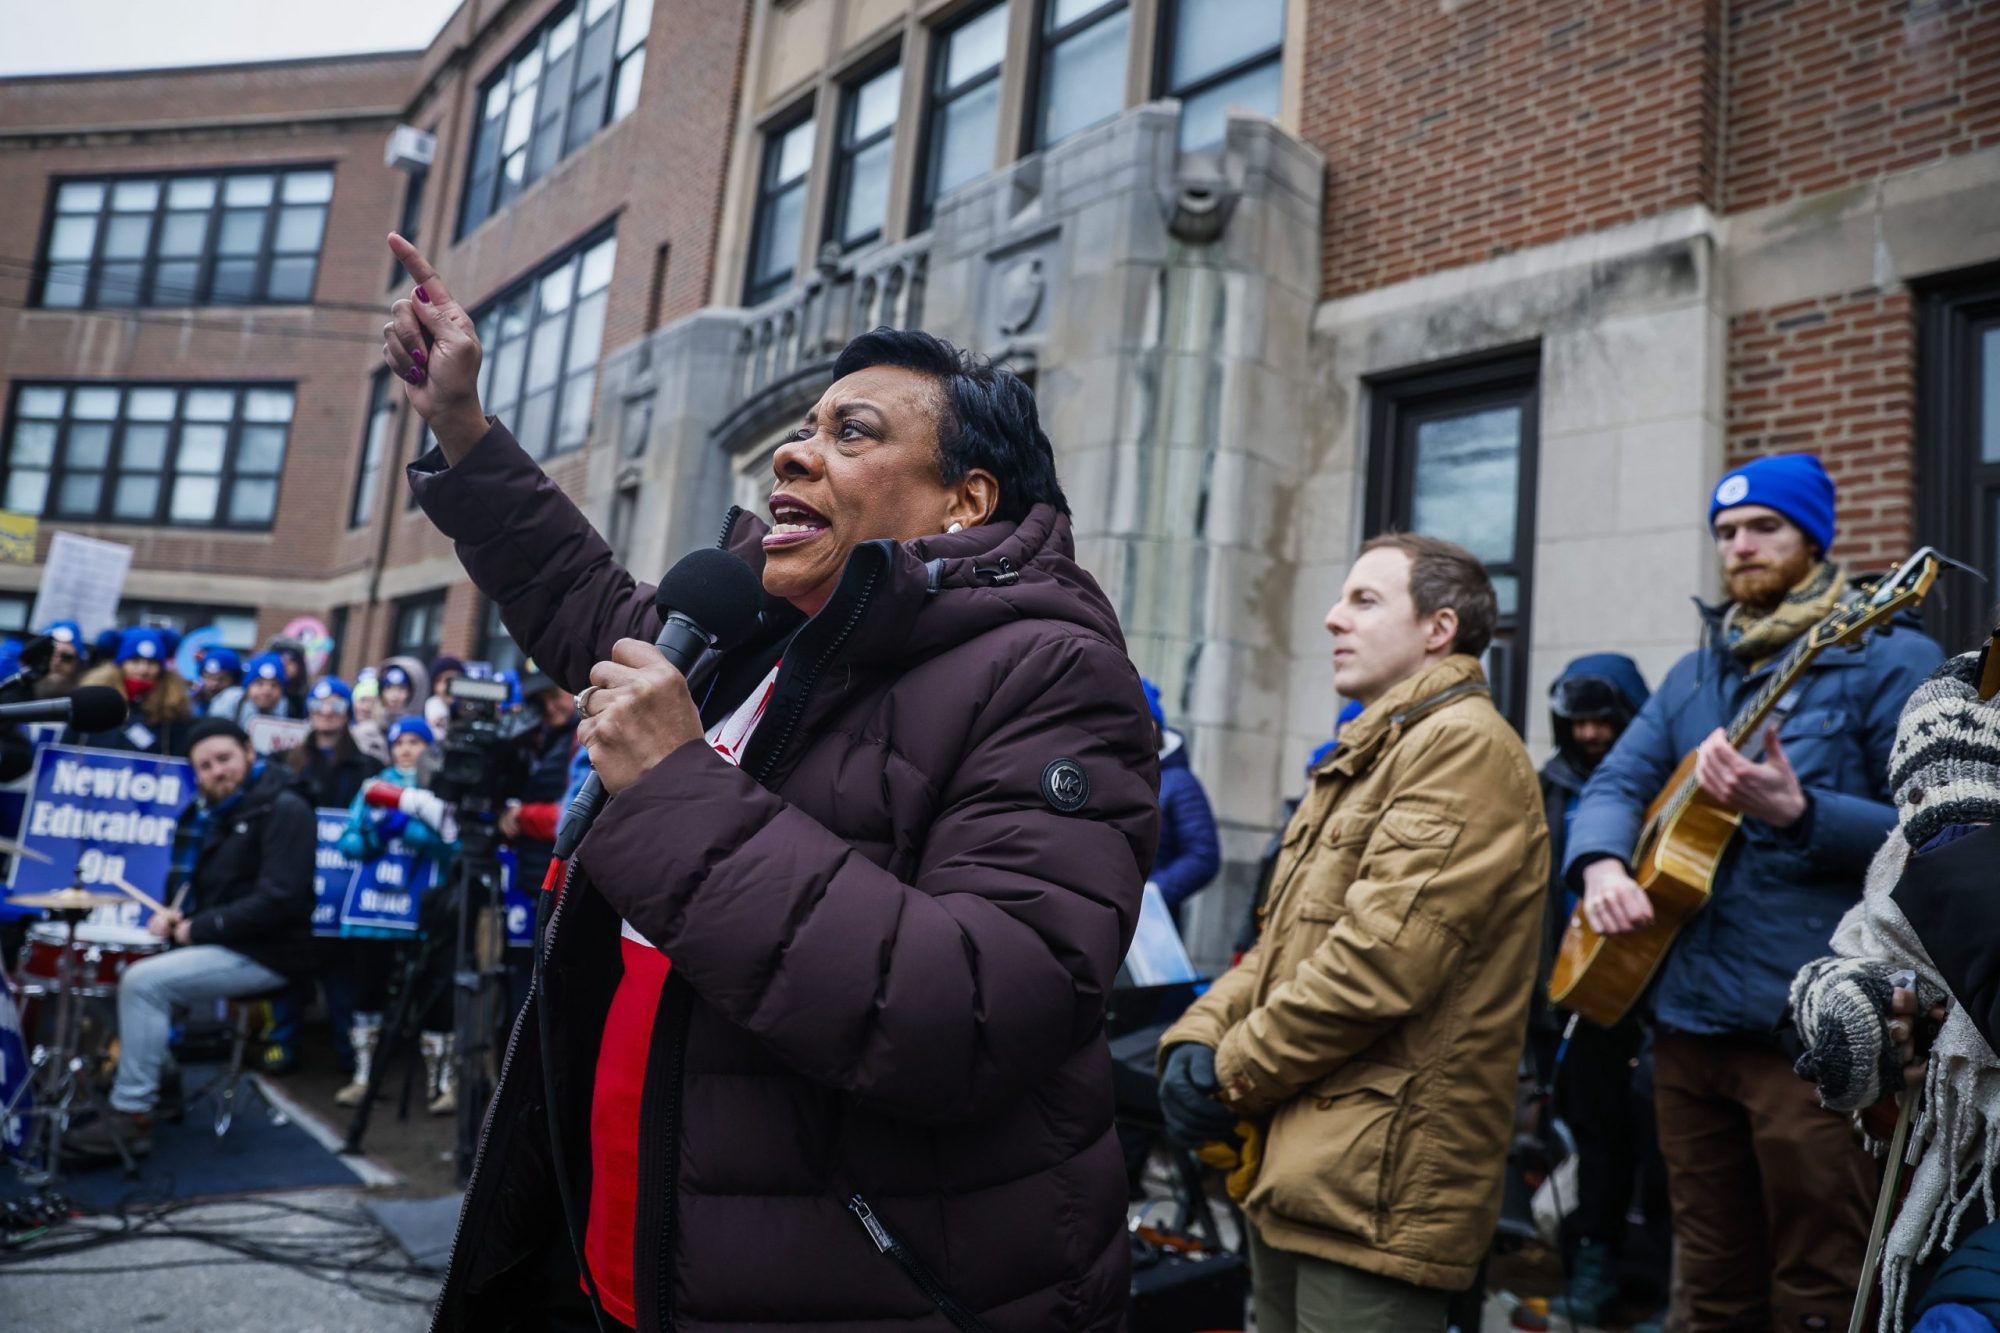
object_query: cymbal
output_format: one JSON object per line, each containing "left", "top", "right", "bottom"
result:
{"left": 0, "top": 838, "right": 51, "bottom": 864}
{"left": 7, "top": 887, "right": 128, "bottom": 911}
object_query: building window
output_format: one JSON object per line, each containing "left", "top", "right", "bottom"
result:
{"left": 327, "top": 605, "right": 349, "bottom": 678}
{"left": 390, "top": 591, "right": 447, "bottom": 664}
{"left": 37, "top": 166, "right": 334, "bottom": 310}
{"left": 1366, "top": 351, "right": 1541, "bottom": 730}
{"left": 388, "top": 165, "right": 429, "bottom": 287}
{"left": 4, "top": 382, "right": 293, "bottom": 531}
{"left": 472, "top": 231, "right": 617, "bottom": 460}
{"left": 915, "top": 2, "right": 1007, "bottom": 230}
{"left": 460, "top": 0, "right": 653, "bottom": 236}
{"left": 352, "top": 372, "right": 396, "bottom": 528}
{"left": 478, "top": 600, "right": 527, "bottom": 675}
{"left": 117, "top": 601, "right": 258, "bottom": 650}
{"left": 1159, "top": 0, "right": 1283, "bottom": 150}
{"left": 827, "top": 59, "right": 902, "bottom": 254}
{"left": 0, "top": 597, "right": 29, "bottom": 635}
{"left": 745, "top": 108, "right": 817, "bottom": 306}
{"left": 1917, "top": 270, "right": 2000, "bottom": 654}
{"left": 1030, "top": 0, "right": 1129, "bottom": 151}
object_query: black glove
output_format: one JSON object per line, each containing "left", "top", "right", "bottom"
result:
{"left": 1157, "top": 1043, "right": 1239, "bottom": 1148}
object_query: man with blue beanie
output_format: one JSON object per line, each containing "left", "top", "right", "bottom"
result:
{"left": 1564, "top": 452, "right": 1943, "bottom": 1328}
{"left": 214, "top": 652, "right": 298, "bottom": 729}
{"left": 35, "top": 620, "right": 84, "bottom": 700}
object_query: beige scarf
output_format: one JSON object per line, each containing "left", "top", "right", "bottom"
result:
{"left": 1723, "top": 560, "right": 1845, "bottom": 670}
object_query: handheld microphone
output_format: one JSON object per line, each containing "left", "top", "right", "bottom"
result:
{"left": 551, "top": 548, "right": 764, "bottom": 860}
{"left": 0, "top": 685, "right": 128, "bottom": 731}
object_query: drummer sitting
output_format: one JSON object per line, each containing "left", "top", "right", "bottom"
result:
{"left": 67, "top": 718, "right": 316, "bottom": 1158}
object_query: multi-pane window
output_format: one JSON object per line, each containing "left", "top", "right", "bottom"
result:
{"left": 478, "top": 600, "right": 527, "bottom": 675}
{"left": 351, "top": 372, "right": 396, "bottom": 528}
{"left": 828, "top": 61, "right": 902, "bottom": 254}
{"left": 744, "top": 110, "right": 817, "bottom": 306}
{"left": 4, "top": 383, "right": 294, "bottom": 531}
{"left": 38, "top": 167, "right": 334, "bottom": 309}
{"left": 1161, "top": 0, "right": 1284, "bottom": 150}
{"left": 915, "top": 3, "right": 1007, "bottom": 230}
{"left": 473, "top": 232, "right": 617, "bottom": 460}
{"left": 1031, "top": 0, "right": 1129, "bottom": 151}
{"left": 388, "top": 166, "right": 428, "bottom": 287}
{"left": 118, "top": 601, "right": 258, "bottom": 651}
{"left": 390, "top": 592, "right": 447, "bottom": 664}
{"left": 460, "top": 0, "right": 652, "bottom": 236}
{"left": 1366, "top": 354, "right": 1541, "bottom": 729}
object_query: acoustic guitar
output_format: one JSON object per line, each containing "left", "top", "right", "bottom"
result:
{"left": 1547, "top": 548, "right": 1942, "bottom": 1028}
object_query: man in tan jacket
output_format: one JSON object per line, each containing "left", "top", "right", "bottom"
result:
{"left": 1157, "top": 533, "right": 1549, "bottom": 1331}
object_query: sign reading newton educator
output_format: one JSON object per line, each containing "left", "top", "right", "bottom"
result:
{"left": 9, "top": 745, "right": 191, "bottom": 928}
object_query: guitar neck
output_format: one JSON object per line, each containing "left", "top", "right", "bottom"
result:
{"left": 1723, "top": 631, "right": 1821, "bottom": 750}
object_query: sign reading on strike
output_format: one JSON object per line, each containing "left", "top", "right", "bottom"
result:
{"left": 312, "top": 808, "right": 440, "bottom": 938}
{"left": 7, "top": 744, "right": 192, "bottom": 928}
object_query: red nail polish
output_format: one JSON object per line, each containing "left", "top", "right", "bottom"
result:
{"left": 414, "top": 286, "right": 431, "bottom": 303}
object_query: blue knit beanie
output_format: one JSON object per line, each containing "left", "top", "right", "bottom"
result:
{"left": 1139, "top": 678, "right": 1165, "bottom": 728}
{"left": 1709, "top": 453, "right": 1837, "bottom": 555}
{"left": 388, "top": 716, "right": 434, "bottom": 746}
{"left": 116, "top": 627, "right": 167, "bottom": 665}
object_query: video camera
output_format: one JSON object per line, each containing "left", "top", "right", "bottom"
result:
{"left": 428, "top": 675, "right": 521, "bottom": 816}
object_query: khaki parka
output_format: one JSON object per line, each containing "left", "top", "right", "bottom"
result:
{"left": 1162, "top": 653, "right": 1548, "bottom": 1291}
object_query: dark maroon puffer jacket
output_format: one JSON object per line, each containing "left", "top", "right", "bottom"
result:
{"left": 413, "top": 423, "right": 1158, "bottom": 1333}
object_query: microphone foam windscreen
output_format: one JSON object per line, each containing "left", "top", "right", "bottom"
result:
{"left": 68, "top": 685, "right": 130, "bottom": 732}
{"left": 655, "top": 548, "right": 764, "bottom": 649}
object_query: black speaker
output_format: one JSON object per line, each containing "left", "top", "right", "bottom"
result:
{"left": 1127, "top": 1245, "right": 1249, "bottom": 1332}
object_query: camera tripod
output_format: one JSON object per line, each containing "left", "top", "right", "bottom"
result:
{"left": 339, "top": 817, "right": 509, "bottom": 1185}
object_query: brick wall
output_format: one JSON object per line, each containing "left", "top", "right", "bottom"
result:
{"left": 1303, "top": 0, "right": 1717, "bottom": 299}
{"left": 1725, "top": 0, "right": 2000, "bottom": 212}
{"left": 1725, "top": 288, "right": 1915, "bottom": 568}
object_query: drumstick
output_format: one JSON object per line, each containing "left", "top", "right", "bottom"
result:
{"left": 109, "top": 874, "right": 172, "bottom": 918}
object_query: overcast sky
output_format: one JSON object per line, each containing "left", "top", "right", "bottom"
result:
{"left": 0, "top": 0, "right": 463, "bottom": 78}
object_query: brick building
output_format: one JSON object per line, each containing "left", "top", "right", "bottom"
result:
{"left": 1, "top": 0, "right": 1994, "bottom": 963}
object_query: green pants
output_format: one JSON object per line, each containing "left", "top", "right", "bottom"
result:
{"left": 1248, "top": 1229, "right": 1451, "bottom": 1333}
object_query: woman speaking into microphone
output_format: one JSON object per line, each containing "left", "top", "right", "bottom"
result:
{"left": 381, "top": 235, "right": 1159, "bottom": 1333}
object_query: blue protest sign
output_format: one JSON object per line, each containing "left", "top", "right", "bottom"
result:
{"left": 8, "top": 744, "right": 192, "bottom": 927}
{"left": 500, "top": 847, "right": 533, "bottom": 948}
{"left": 311, "top": 807, "right": 436, "bottom": 938}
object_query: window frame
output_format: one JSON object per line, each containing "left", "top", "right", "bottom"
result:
{"left": 1152, "top": 0, "right": 1285, "bottom": 149}
{"left": 464, "top": 224, "right": 619, "bottom": 462}
{"left": 824, "top": 49, "right": 904, "bottom": 257}
{"left": 387, "top": 162, "right": 430, "bottom": 289}
{"left": 1364, "top": 349, "right": 1542, "bottom": 731}
{"left": 476, "top": 599, "right": 528, "bottom": 675}
{"left": 389, "top": 590, "right": 448, "bottom": 664}
{"left": 1024, "top": 0, "right": 1130, "bottom": 154}
{"left": 2, "top": 380, "right": 296, "bottom": 533}
{"left": 351, "top": 371, "right": 398, "bottom": 529}
{"left": 912, "top": 1, "right": 1008, "bottom": 233}
{"left": 457, "top": 0, "right": 652, "bottom": 238}
{"left": 34, "top": 163, "right": 336, "bottom": 311}
{"left": 1915, "top": 265, "right": 2000, "bottom": 654}
{"left": 743, "top": 101, "right": 819, "bottom": 307}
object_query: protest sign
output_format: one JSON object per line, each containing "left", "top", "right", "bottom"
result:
{"left": 28, "top": 532, "right": 132, "bottom": 638}
{"left": 311, "top": 808, "right": 438, "bottom": 937}
{"left": 8, "top": 744, "right": 191, "bottom": 929}
{"left": 0, "top": 512, "right": 37, "bottom": 565}
{"left": 247, "top": 715, "right": 311, "bottom": 755}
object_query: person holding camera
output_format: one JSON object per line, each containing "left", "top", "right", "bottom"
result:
{"left": 332, "top": 715, "right": 461, "bottom": 1114}
{"left": 495, "top": 671, "right": 578, "bottom": 899}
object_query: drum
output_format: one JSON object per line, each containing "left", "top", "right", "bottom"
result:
{"left": 18, "top": 920, "right": 168, "bottom": 999}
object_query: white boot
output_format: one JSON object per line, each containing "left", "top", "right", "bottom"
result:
{"left": 422, "top": 1030, "right": 457, "bottom": 1116}
{"left": 333, "top": 1017, "right": 382, "bottom": 1107}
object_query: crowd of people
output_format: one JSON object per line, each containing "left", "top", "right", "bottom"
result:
{"left": 0, "top": 618, "right": 590, "bottom": 1159}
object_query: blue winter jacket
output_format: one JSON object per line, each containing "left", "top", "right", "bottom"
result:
{"left": 1153, "top": 728, "right": 1220, "bottom": 914}
{"left": 1563, "top": 602, "right": 1942, "bottom": 1036}
{"left": 1913, "top": 1216, "right": 2000, "bottom": 1330}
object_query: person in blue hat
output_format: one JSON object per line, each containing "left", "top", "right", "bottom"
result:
{"left": 1564, "top": 452, "right": 1945, "bottom": 1327}
{"left": 286, "top": 677, "right": 375, "bottom": 809}
{"left": 194, "top": 647, "right": 244, "bottom": 715}
{"left": 1139, "top": 678, "right": 1220, "bottom": 929}
{"left": 333, "top": 711, "right": 458, "bottom": 1115}
{"left": 34, "top": 620, "right": 84, "bottom": 700}
{"left": 64, "top": 627, "right": 195, "bottom": 755}
{"left": 215, "top": 652, "right": 298, "bottom": 729}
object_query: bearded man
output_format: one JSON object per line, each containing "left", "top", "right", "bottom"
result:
{"left": 1565, "top": 453, "right": 1943, "bottom": 1331}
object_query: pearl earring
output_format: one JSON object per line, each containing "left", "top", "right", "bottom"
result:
{"left": 946, "top": 522, "right": 963, "bottom": 534}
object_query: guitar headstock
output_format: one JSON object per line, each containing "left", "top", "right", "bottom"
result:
{"left": 1809, "top": 548, "right": 1941, "bottom": 651}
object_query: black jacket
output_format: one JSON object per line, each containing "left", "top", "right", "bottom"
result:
{"left": 289, "top": 735, "right": 376, "bottom": 810}
{"left": 178, "top": 762, "right": 317, "bottom": 981}
{"left": 1894, "top": 821, "right": 2000, "bottom": 1056}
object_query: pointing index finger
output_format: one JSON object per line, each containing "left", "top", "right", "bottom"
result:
{"left": 388, "top": 232, "right": 454, "bottom": 305}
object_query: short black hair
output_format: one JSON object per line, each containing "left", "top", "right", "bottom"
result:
{"left": 831, "top": 328, "right": 1068, "bottom": 524}
{"left": 188, "top": 717, "right": 251, "bottom": 752}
